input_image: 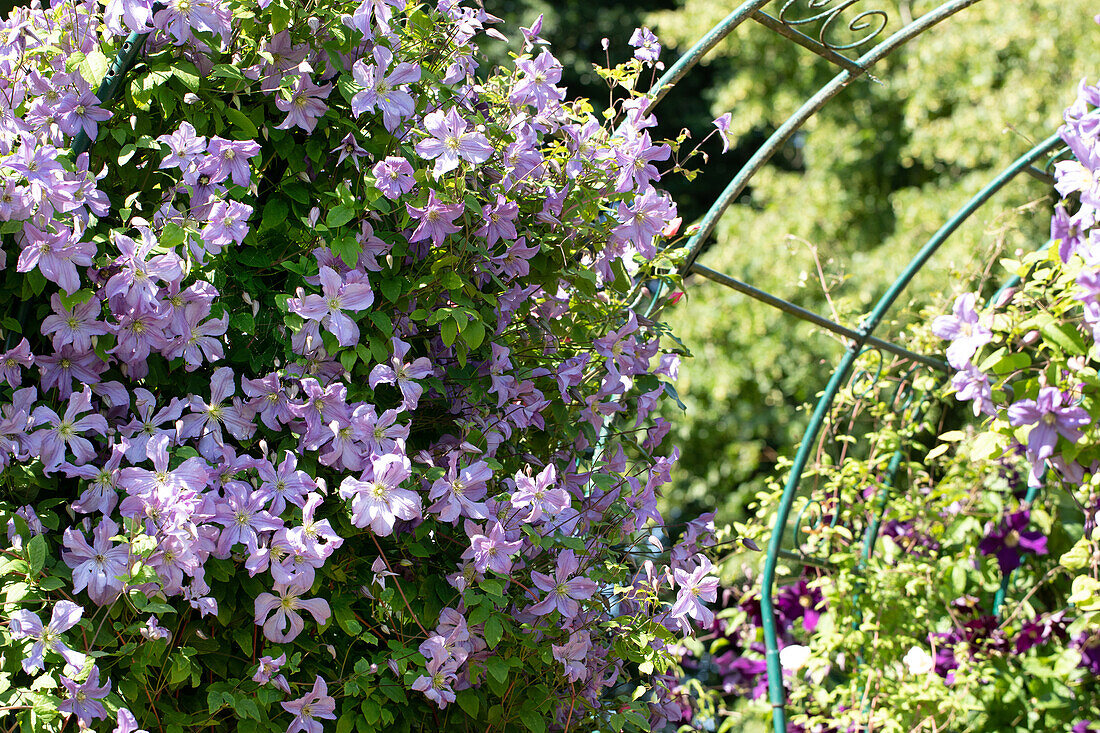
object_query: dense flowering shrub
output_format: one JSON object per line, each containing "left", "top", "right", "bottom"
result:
{"left": 675, "top": 34, "right": 1100, "bottom": 733}
{"left": 0, "top": 1, "right": 717, "bottom": 731}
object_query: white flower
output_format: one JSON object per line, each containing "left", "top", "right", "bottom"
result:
{"left": 780, "top": 644, "right": 812, "bottom": 671}
{"left": 903, "top": 646, "right": 935, "bottom": 676}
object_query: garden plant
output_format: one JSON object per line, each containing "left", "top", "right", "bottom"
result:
{"left": 0, "top": 0, "right": 716, "bottom": 731}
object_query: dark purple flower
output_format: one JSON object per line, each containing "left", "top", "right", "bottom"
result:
{"left": 978, "top": 510, "right": 1048, "bottom": 574}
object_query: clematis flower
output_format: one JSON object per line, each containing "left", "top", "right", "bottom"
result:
{"left": 978, "top": 510, "right": 1048, "bottom": 574}
{"left": 931, "top": 292, "right": 992, "bottom": 368}
{"left": 528, "top": 549, "right": 598, "bottom": 619}
{"left": 511, "top": 464, "right": 570, "bottom": 522}
{"left": 8, "top": 600, "right": 87, "bottom": 673}
{"left": 406, "top": 189, "right": 464, "bottom": 247}
{"left": 466, "top": 522, "right": 522, "bottom": 575}
{"left": 414, "top": 107, "right": 493, "bottom": 177}
{"left": 31, "top": 386, "right": 108, "bottom": 473}
{"left": 253, "top": 653, "right": 291, "bottom": 694}
{"left": 1007, "top": 386, "right": 1090, "bottom": 464}
{"left": 369, "top": 336, "right": 432, "bottom": 410}
{"left": 63, "top": 517, "right": 129, "bottom": 606}
{"left": 254, "top": 579, "right": 331, "bottom": 643}
{"left": 669, "top": 557, "right": 719, "bottom": 627}
{"left": 339, "top": 452, "right": 421, "bottom": 535}
{"left": 58, "top": 666, "right": 111, "bottom": 725}
{"left": 713, "top": 112, "right": 733, "bottom": 154}
{"left": 372, "top": 156, "right": 415, "bottom": 199}
{"left": 288, "top": 266, "right": 375, "bottom": 347}
{"left": 629, "top": 27, "right": 661, "bottom": 64}
{"left": 275, "top": 73, "right": 332, "bottom": 133}
{"left": 281, "top": 676, "right": 336, "bottom": 733}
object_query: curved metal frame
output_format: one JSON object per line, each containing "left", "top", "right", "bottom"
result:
{"left": 643, "top": 1, "right": 1063, "bottom": 730}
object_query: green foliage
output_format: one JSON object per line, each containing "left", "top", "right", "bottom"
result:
{"left": 649, "top": 0, "right": 1092, "bottom": 523}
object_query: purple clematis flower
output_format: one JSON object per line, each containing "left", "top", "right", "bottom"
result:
{"left": 951, "top": 363, "right": 995, "bottom": 417}
{"left": 281, "top": 676, "right": 336, "bottom": 733}
{"left": 369, "top": 336, "right": 433, "bottom": 410}
{"left": 1052, "top": 203, "right": 1097, "bottom": 263}
{"left": 351, "top": 46, "right": 420, "bottom": 131}
{"left": 406, "top": 189, "right": 464, "bottom": 247}
{"left": 8, "top": 599, "right": 87, "bottom": 673}
{"left": 511, "top": 464, "right": 570, "bottom": 522}
{"left": 58, "top": 666, "right": 111, "bottom": 725}
{"left": 414, "top": 107, "right": 493, "bottom": 177}
{"left": 288, "top": 266, "right": 375, "bottom": 347}
{"left": 63, "top": 516, "right": 129, "bottom": 606}
{"left": 713, "top": 112, "right": 733, "bottom": 153}
{"left": 978, "top": 510, "right": 1048, "bottom": 574}
{"left": 528, "top": 549, "right": 598, "bottom": 619}
{"left": 338, "top": 451, "right": 421, "bottom": 535}
{"left": 253, "top": 652, "right": 291, "bottom": 693}
{"left": 669, "top": 557, "right": 719, "bottom": 627}
{"left": 466, "top": 521, "right": 523, "bottom": 575}
{"left": 931, "top": 292, "right": 992, "bottom": 369}
{"left": 372, "top": 156, "right": 415, "bottom": 200}
{"left": 1007, "top": 386, "right": 1090, "bottom": 463}
{"left": 31, "top": 386, "right": 108, "bottom": 472}
{"left": 275, "top": 74, "right": 331, "bottom": 133}
{"left": 254, "top": 578, "right": 331, "bottom": 643}
{"left": 629, "top": 27, "right": 661, "bottom": 64}
{"left": 40, "top": 293, "right": 111, "bottom": 353}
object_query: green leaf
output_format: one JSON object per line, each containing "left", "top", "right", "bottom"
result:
{"left": 77, "top": 49, "right": 110, "bottom": 87}
{"left": 225, "top": 107, "right": 258, "bottom": 138}
{"left": 327, "top": 205, "right": 356, "bottom": 228}
{"left": 456, "top": 689, "right": 480, "bottom": 718}
{"left": 170, "top": 61, "right": 201, "bottom": 91}
{"left": 483, "top": 615, "right": 503, "bottom": 649}
{"left": 462, "top": 319, "right": 485, "bottom": 349}
{"left": 519, "top": 708, "right": 546, "bottom": 733}
{"left": 441, "top": 271, "right": 463, "bottom": 290}
{"left": 441, "top": 317, "right": 458, "bottom": 347}
{"left": 27, "top": 535, "right": 46, "bottom": 575}
{"left": 486, "top": 655, "right": 509, "bottom": 684}
{"left": 261, "top": 199, "right": 289, "bottom": 231}
{"left": 339, "top": 349, "right": 357, "bottom": 374}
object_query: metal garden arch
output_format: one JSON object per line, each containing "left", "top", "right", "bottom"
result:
{"left": 638, "top": 1, "right": 1064, "bottom": 730}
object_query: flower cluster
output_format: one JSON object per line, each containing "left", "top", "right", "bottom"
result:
{"left": 0, "top": 1, "right": 716, "bottom": 731}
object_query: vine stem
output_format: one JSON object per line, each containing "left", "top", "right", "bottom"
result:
{"left": 370, "top": 534, "right": 429, "bottom": 636}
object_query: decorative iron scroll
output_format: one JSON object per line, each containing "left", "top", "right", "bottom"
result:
{"left": 779, "top": 0, "right": 890, "bottom": 50}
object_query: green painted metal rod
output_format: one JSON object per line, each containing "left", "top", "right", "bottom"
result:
{"left": 690, "top": 262, "right": 948, "bottom": 371}
{"left": 71, "top": 10, "right": 163, "bottom": 156}
{"left": 759, "top": 132, "right": 1060, "bottom": 733}
{"left": 750, "top": 11, "right": 866, "bottom": 73}
{"left": 681, "top": 0, "right": 985, "bottom": 276}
